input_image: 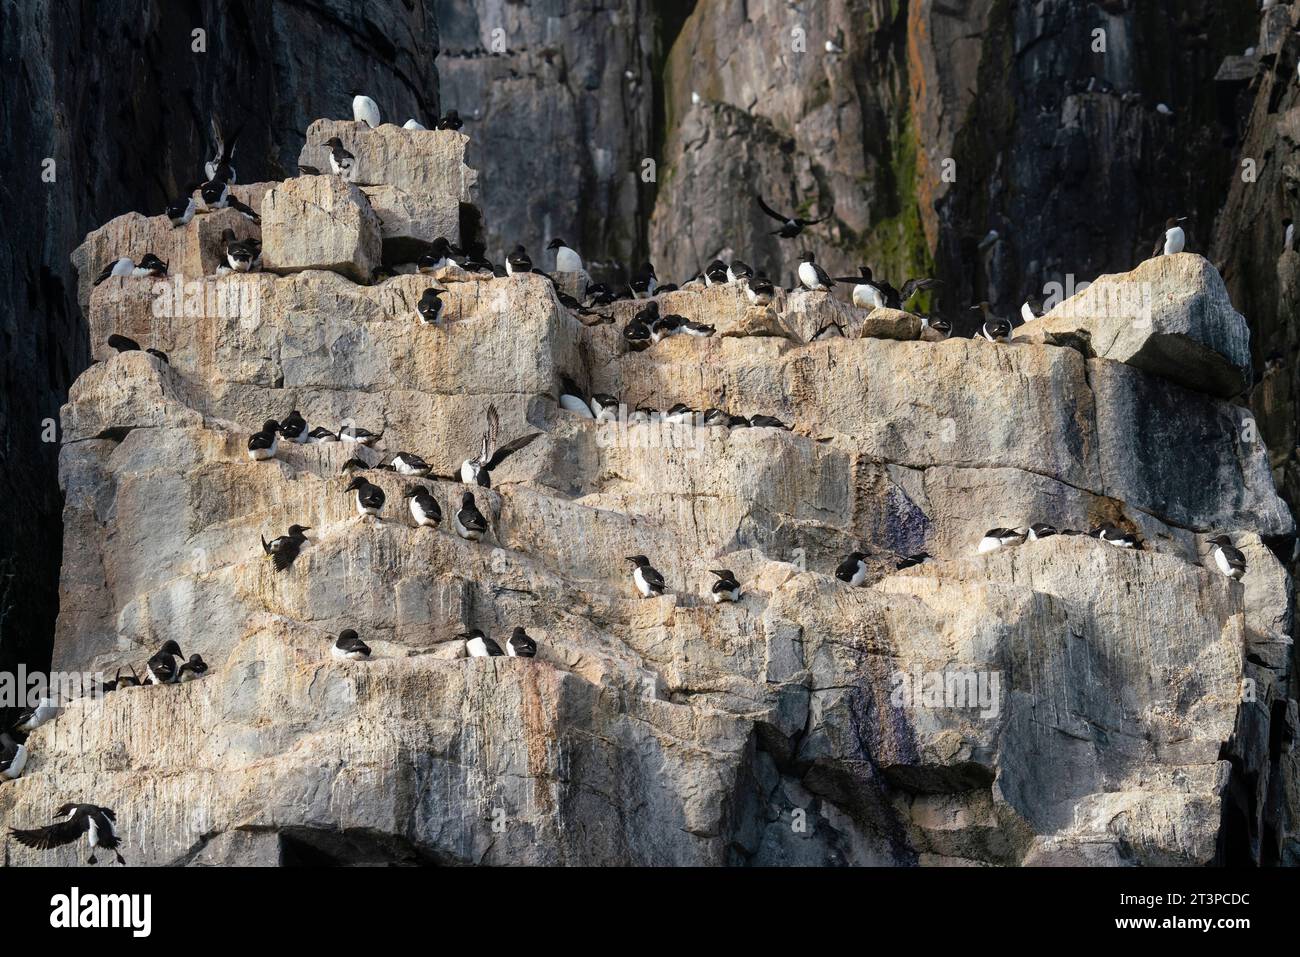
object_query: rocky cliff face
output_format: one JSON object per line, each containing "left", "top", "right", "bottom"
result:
{"left": 0, "top": 0, "right": 440, "bottom": 702}
{"left": 2, "top": 120, "right": 1296, "bottom": 866}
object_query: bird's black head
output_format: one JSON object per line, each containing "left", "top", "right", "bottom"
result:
{"left": 512, "top": 244, "right": 528, "bottom": 255}
{"left": 139, "top": 254, "right": 168, "bottom": 272}
{"left": 461, "top": 491, "right": 476, "bottom": 506}
{"left": 443, "top": 110, "right": 461, "bottom": 121}
{"left": 345, "top": 477, "right": 369, "bottom": 493}
{"left": 160, "top": 639, "right": 183, "bottom": 657}
{"left": 1208, "top": 534, "right": 1233, "bottom": 547}
{"left": 54, "top": 803, "right": 77, "bottom": 818}
{"left": 845, "top": 551, "right": 867, "bottom": 562}
{"left": 325, "top": 136, "right": 344, "bottom": 149}
{"left": 288, "top": 524, "right": 311, "bottom": 537}
{"left": 931, "top": 318, "right": 952, "bottom": 334}
{"left": 285, "top": 409, "right": 302, "bottom": 420}
{"left": 262, "top": 419, "right": 280, "bottom": 432}
{"left": 625, "top": 555, "right": 649, "bottom": 566}
{"left": 339, "top": 629, "right": 359, "bottom": 642}
{"left": 800, "top": 251, "right": 815, "bottom": 262}
{"left": 1285, "top": 218, "right": 1294, "bottom": 228}
{"left": 710, "top": 569, "right": 735, "bottom": 580}
{"left": 547, "top": 238, "right": 566, "bottom": 250}
{"left": 456, "top": 628, "right": 484, "bottom": 640}
{"left": 403, "top": 485, "right": 426, "bottom": 498}
{"left": 512, "top": 626, "right": 529, "bottom": 639}
{"left": 640, "top": 262, "right": 656, "bottom": 276}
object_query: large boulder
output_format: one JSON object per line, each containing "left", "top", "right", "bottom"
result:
{"left": 260, "top": 175, "right": 381, "bottom": 282}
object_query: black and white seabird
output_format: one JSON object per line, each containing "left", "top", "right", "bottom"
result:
{"left": 200, "top": 177, "right": 230, "bottom": 210}
{"left": 895, "top": 552, "right": 933, "bottom": 570}
{"left": 261, "top": 524, "right": 311, "bottom": 571}
{"left": 419, "top": 237, "right": 462, "bottom": 273}
{"left": 547, "top": 238, "right": 583, "bottom": 273}
{"left": 1027, "top": 523, "right": 1058, "bottom": 541}
{"left": 701, "top": 408, "right": 730, "bottom": 428}
{"left": 247, "top": 419, "right": 280, "bottom": 461}
{"left": 681, "top": 320, "right": 715, "bottom": 337}
{"left": 650, "top": 313, "right": 684, "bottom": 342}
{"left": 437, "top": 110, "right": 464, "bottom": 131}
{"left": 978, "top": 528, "right": 1027, "bottom": 553}
{"left": 749, "top": 414, "right": 790, "bottom": 429}
{"left": 454, "top": 491, "right": 489, "bottom": 541}
{"left": 664, "top": 403, "right": 696, "bottom": 425}
{"left": 921, "top": 317, "right": 952, "bottom": 342}
{"left": 227, "top": 195, "right": 260, "bottom": 223}
{"left": 460, "top": 403, "right": 542, "bottom": 487}
{"left": 590, "top": 393, "right": 619, "bottom": 422}
{"left": 177, "top": 654, "right": 209, "bottom": 682}
{"left": 626, "top": 555, "right": 666, "bottom": 597}
{"left": 727, "top": 260, "right": 754, "bottom": 283}
{"left": 93, "top": 254, "right": 167, "bottom": 286}
{"left": 629, "top": 262, "right": 658, "bottom": 299}
{"left": 460, "top": 628, "right": 503, "bottom": 657}
{"left": 835, "top": 551, "right": 869, "bottom": 586}
{"left": 222, "top": 229, "right": 259, "bottom": 272}
{"left": 299, "top": 164, "right": 321, "bottom": 176}
{"left": 405, "top": 485, "right": 442, "bottom": 528}
{"left": 388, "top": 452, "right": 432, "bottom": 476}
{"left": 559, "top": 375, "right": 595, "bottom": 418}
{"left": 796, "top": 252, "right": 836, "bottom": 291}
{"left": 1090, "top": 524, "right": 1141, "bottom": 549}
{"left": 972, "top": 303, "right": 1013, "bottom": 342}
{"left": 1206, "top": 535, "right": 1246, "bottom": 580}
{"left": 12, "top": 697, "right": 62, "bottom": 733}
{"left": 93, "top": 258, "right": 136, "bottom": 285}
{"left": 506, "top": 626, "right": 537, "bottom": 658}
{"left": 308, "top": 427, "right": 338, "bottom": 443}
{"left": 324, "top": 136, "right": 357, "bottom": 179}
{"left": 1152, "top": 217, "right": 1187, "bottom": 257}
{"left": 417, "top": 287, "right": 446, "bottom": 324}
{"left": 835, "top": 267, "right": 942, "bottom": 311}
{"left": 333, "top": 629, "right": 372, "bottom": 660}
{"left": 10, "top": 804, "right": 126, "bottom": 865}
{"left": 745, "top": 274, "right": 776, "bottom": 306}
{"left": 166, "top": 186, "right": 198, "bottom": 227}
{"left": 704, "top": 259, "right": 730, "bottom": 286}
{"left": 0, "top": 732, "right": 28, "bottom": 782}
{"left": 352, "top": 93, "right": 381, "bottom": 128}
{"left": 144, "top": 640, "right": 184, "bottom": 685}
{"left": 757, "top": 194, "right": 831, "bottom": 238}
{"left": 505, "top": 245, "right": 533, "bottom": 276}
{"left": 339, "top": 424, "right": 382, "bottom": 445}
{"left": 709, "top": 569, "right": 741, "bottom": 603}
{"left": 279, "top": 410, "right": 309, "bottom": 444}
{"left": 1020, "top": 297, "right": 1046, "bottom": 324}
{"left": 205, "top": 118, "right": 241, "bottom": 183}
{"left": 345, "top": 476, "right": 386, "bottom": 518}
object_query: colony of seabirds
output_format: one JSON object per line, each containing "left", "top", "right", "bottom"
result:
{"left": 2, "top": 95, "right": 1251, "bottom": 865}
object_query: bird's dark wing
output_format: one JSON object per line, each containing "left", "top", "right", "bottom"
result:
{"left": 642, "top": 565, "right": 666, "bottom": 590}
{"left": 795, "top": 214, "right": 830, "bottom": 226}
{"left": 756, "top": 195, "right": 789, "bottom": 223}
{"left": 1223, "top": 546, "right": 1247, "bottom": 573}
{"left": 341, "top": 457, "right": 373, "bottom": 472}
{"left": 482, "top": 403, "right": 501, "bottom": 461}
{"left": 459, "top": 508, "right": 489, "bottom": 533}
{"left": 486, "top": 432, "right": 542, "bottom": 470}
{"left": 298, "top": 165, "right": 321, "bottom": 176}
{"left": 10, "top": 815, "right": 86, "bottom": 850}
{"left": 107, "top": 334, "right": 141, "bottom": 352}
{"left": 899, "top": 278, "right": 942, "bottom": 303}
{"left": 228, "top": 197, "right": 260, "bottom": 222}
{"left": 272, "top": 539, "right": 300, "bottom": 572}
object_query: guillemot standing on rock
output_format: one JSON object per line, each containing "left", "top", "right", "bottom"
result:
{"left": 797, "top": 252, "right": 836, "bottom": 291}
{"left": 629, "top": 262, "right": 658, "bottom": 298}
{"left": 920, "top": 317, "right": 953, "bottom": 342}
{"left": 895, "top": 552, "right": 933, "bottom": 570}
{"left": 547, "top": 238, "right": 583, "bottom": 273}
{"left": 1153, "top": 217, "right": 1187, "bottom": 257}
{"left": 387, "top": 452, "right": 432, "bottom": 476}
{"left": 437, "top": 110, "right": 464, "bottom": 131}
{"left": 745, "top": 274, "right": 775, "bottom": 305}
{"left": 261, "top": 524, "right": 311, "bottom": 571}
{"left": 1206, "top": 535, "right": 1246, "bottom": 580}
{"left": 324, "top": 137, "right": 357, "bottom": 179}
{"left": 0, "top": 732, "right": 27, "bottom": 782}
{"left": 352, "top": 94, "right": 381, "bottom": 128}
{"left": 419, "top": 237, "right": 462, "bottom": 272}
{"left": 455, "top": 491, "right": 489, "bottom": 541}
{"left": 978, "top": 528, "right": 1027, "bottom": 553}
{"left": 177, "top": 654, "right": 209, "bottom": 682}
{"left": 461, "top": 629, "right": 504, "bottom": 657}
{"left": 506, "top": 626, "right": 537, "bottom": 657}
{"left": 166, "top": 186, "right": 198, "bottom": 227}
{"left": 200, "top": 177, "right": 230, "bottom": 210}
{"left": 222, "top": 229, "right": 260, "bottom": 272}
{"left": 12, "top": 697, "right": 62, "bottom": 733}
{"left": 835, "top": 552, "right": 869, "bottom": 586}
{"left": 972, "top": 303, "right": 1013, "bottom": 342}
{"left": 93, "top": 258, "right": 136, "bottom": 285}
{"left": 345, "top": 476, "right": 386, "bottom": 519}
{"left": 405, "top": 485, "right": 442, "bottom": 528}
{"left": 710, "top": 569, "right": 741, "bottom": 603}
{"left": 279, "top": 410, "right": 309, "bottom": 444}
{"left": 1027, "top": 523, "right": 1057, "bottom": 541}
{"left": 417, "top": 288, "right": 445, "bottom": 327}
{"left": 559, "top": 375, "right": 596, "bottom": 418}
{"left": 756, "top": 194, "right": 831, "bottom": 238}
{"left": 205, "top": 118, "right": 240, "bottom": 183}
{"left": 145, "top": 640, "right": 184, "bottom": 685}
{"left": 247, "top": 420, "right": 280, "bottom": 460}
{"left": 835, "top": 267, "right": 942, "bottom": 311}
{"left": 339, "top": 424, "right": 382, "bottom": 445}
{"left": 727, "top": 260, "right": 754, "bottom": 283}
{"left": 627, "top": 555, "right": 666, "bottom": 597}
{"left": 460, "top": 403, "right": 542, "bottom": 487}
{"left": 704, "top": 259, "right": 730, "bottom": 286}
{"left": 333, "top": 629, "right": 372, "bottom": 660}
{"left": 505, "top": 245, "right": 533, "bottom": 276}
{"left": 308, "top": 427, "right": 338, "bottom": 443}
{"left": 750, "top": 414, "right": 790, "bottom": 429}
{"left": 93, "top": 254, "right": 167, "bottom": 285}
{"left": 10, "top": 804, "right": 127, "bottom": 865}
{"left": 1020, "top": 297, "right": 1046, "bottom": 324}
{"left": 1089, "top": 524, "right": 1141, "bottom": 549}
